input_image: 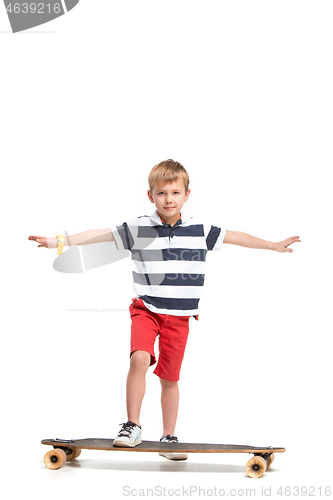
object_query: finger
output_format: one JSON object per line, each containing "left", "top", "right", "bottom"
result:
{"left": 29, "top": 236, "right": 43, "bottom": 242}
{"left": 286, "top": 237, "right": 300, "bottom": 246}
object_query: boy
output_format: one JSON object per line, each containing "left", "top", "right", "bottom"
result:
{"left": 29, "top": 159, "right": 300, "bottom": 461}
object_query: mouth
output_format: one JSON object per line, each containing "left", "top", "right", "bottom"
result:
{"left": 164, "top": 207, "right": 176, "bottom": 210}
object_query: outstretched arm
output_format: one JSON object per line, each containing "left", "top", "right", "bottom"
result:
{"left": 28, "top": 229, "right": 115, "bottom": 249}
{"left": 223, "top": 230, "right": 301, "bottom": 253}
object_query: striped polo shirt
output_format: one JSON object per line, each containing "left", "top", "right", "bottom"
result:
{"left": 110, "top": 210, "right": 226, "bottom": 317}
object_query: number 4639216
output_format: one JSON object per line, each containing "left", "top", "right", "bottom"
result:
{"left": 6, "top": 3, "right": 62, "bottom": 14}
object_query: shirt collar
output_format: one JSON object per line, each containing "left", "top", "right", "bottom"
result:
{"left": 150, "top": 209, "right": 191, "bottom": 226}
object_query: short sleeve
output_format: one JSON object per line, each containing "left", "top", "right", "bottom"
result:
{"left": 110, "top": 218, "right": 138, "bottom": 251}
{"left": 206, "top": 225, "right": 227, "bottom": 251}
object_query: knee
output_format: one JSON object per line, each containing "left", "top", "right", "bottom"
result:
{"left": 130, "top": 350, "right": 151, "bottom": 373}
{"left": 160, "top": 378, "right": 178, "bottom": 388}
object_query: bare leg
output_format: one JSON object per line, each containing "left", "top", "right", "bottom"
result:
{"left": 160, "top": 378, "right": 179, "bottom": 435}
{"left": 126, "top": 350, "right": 151, "bottom": 427}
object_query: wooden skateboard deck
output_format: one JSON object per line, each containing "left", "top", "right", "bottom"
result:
{"left": 41, "top": 438, "right": 285, "bottom": 478}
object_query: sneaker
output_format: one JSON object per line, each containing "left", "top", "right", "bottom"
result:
{"left": 113, "top": 421, "right": 142, "bottom": 447}
{"left": 158, "top": 434, "right": 188, "bottom": 461}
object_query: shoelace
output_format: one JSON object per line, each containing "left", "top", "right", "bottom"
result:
{"left": 160, "top": 434, "right": 178, "bottom": 443}
{"left": 118, "top": 421, "right": 137, "bottom": 436}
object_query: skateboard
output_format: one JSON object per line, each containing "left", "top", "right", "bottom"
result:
{"left": 41, "top": 438, "right": 285, "bottom": 478}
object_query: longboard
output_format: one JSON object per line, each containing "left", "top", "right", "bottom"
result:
{"left": 41, "top": 438, "right": 285, "bottom": 478}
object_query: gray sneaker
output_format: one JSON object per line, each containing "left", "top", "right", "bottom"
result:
{"left": 113, "top": 421, "right": 142, "bottom": 447}
{"left": 159, "top": 434, "right": 188, "bottom": 461}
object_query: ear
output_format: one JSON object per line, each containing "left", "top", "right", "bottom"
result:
{"left": 184, "top": 189, "right": 191, "bottom": 202}
{"left": 147, "top": 190, "right": 154, "bottom": 203}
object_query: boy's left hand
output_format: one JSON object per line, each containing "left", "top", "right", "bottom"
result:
{"left": 272, "top": 236, "right": 301, "bottom": 253}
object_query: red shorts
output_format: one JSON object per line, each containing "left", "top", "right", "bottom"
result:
{"left": 129, "top": 297, "right": 191, "bottom": 382}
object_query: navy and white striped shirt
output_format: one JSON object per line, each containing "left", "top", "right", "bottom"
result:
{"left": 110, "top": 210, "right": 226, "bottom": 317}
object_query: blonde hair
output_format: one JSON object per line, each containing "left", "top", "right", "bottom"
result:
{"left": 148, "top": 159, "right": 190, "bottom": 193}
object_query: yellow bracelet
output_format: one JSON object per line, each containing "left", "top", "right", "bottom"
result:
{"left": 55, "top": 234, "right": 65, "bottom": 255}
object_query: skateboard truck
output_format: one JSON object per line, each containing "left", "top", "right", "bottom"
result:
{"left": 253, "top": 447, "right": 275, "bottom": 472}
{"left": 47, "top": 439, "right": 82, "bottom": 463}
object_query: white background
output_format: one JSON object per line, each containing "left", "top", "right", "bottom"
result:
{"left": 1, "top": 1, "right": 332, "bottom": 498}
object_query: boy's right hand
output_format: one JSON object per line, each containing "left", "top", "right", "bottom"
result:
{"left": 28, "top": 235, "right": 58, "bottom": 249}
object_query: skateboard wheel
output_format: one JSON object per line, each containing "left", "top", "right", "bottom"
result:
{"left": 44, "top": 448, "right": 67, "bottom": 470}
{"left": 266, "top": 453, "right": 274, "bottom": 468}
{"left": 66, "top": 447, "right": 81, "bottom": 461}
{"left": 245, "top": 456, "right": 267, "bottom": 478}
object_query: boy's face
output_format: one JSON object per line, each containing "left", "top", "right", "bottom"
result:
{"left": 147, "top": 179, "right": 190, "bottom": 224}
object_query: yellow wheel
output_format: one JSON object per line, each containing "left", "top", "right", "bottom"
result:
{"left": 44, "top": 448, "right": 67, "bottom": 470}
{"left": 66, "top": 447, "right": 81, "bottom": 461}
{"left": 266, "top": 453, "right": 274, "bottom": 468}
{"left": 245, "top": 456, "right": 267, "bottom": 478}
